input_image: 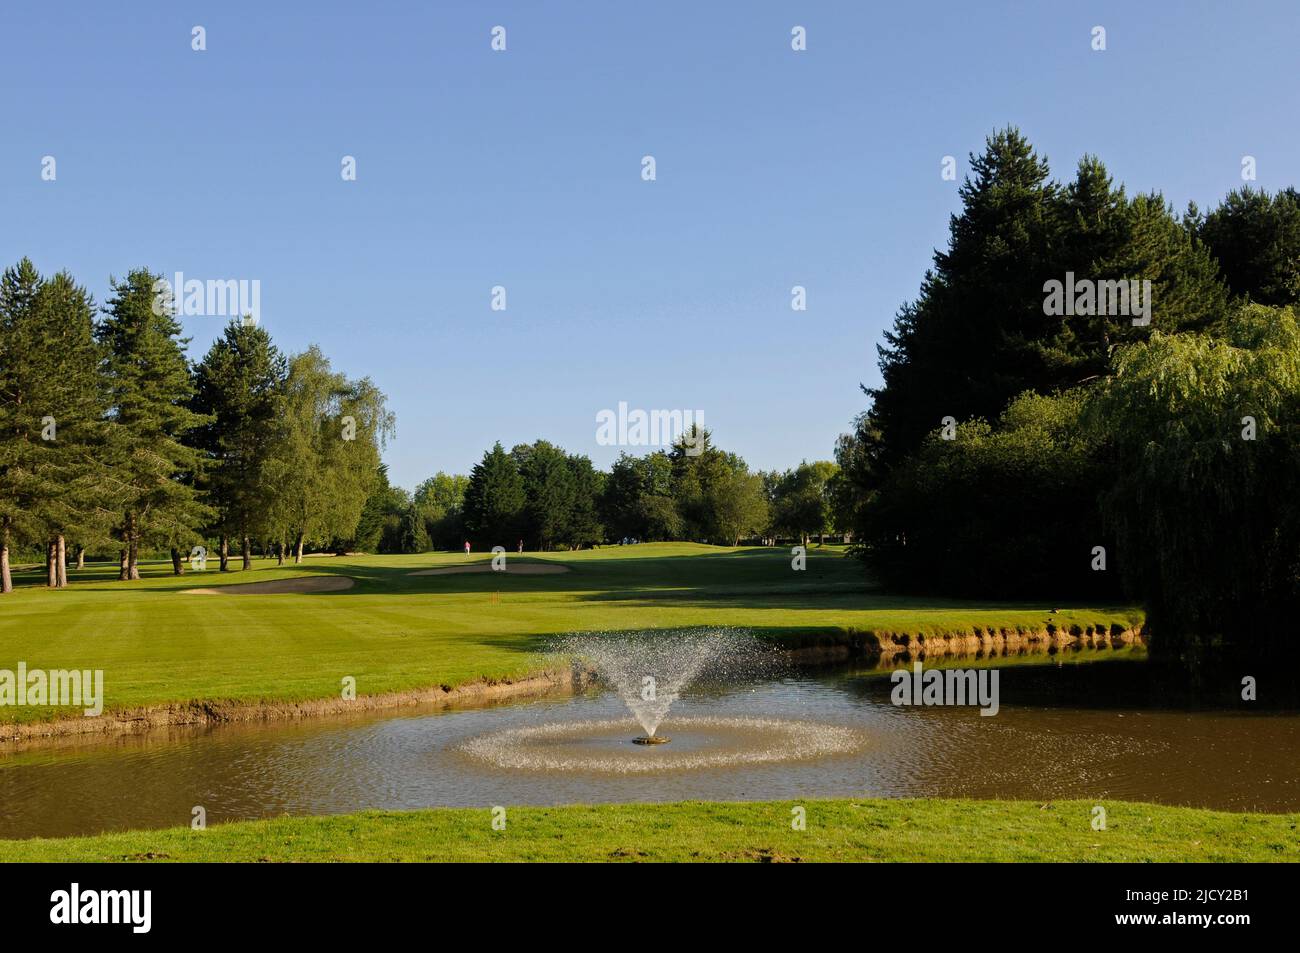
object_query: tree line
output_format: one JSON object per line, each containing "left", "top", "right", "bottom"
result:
{"left": 837, "top": 127, "right": 1300, "bottom": 663}
{"left": 0, "top": 261, "right": 392, "bottom": 592}
{"left": 358, "top": 433, "right": 845, "bottom": 554}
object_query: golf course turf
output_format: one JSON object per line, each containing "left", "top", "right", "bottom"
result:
{"left": 1, "top": 799, "right": 1294, "bottom": 862}
{"left": 5, "top": 545, "right": 1293, "bottom": 865}
{"left": 0, "top": 543, "right": 1142, "bottom": 729}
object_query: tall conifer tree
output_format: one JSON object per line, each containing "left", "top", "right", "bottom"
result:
{"left": 97, "top": 269, "right": 211, "bottom": 580}
{"left": 192, "top": 320, "right": 287, "bottom": 571}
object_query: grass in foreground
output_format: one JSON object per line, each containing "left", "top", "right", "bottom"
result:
{"left": 0, "top": 544, "right": 1142, "bottom": 725}
{"left": 1, "top": 799, "right": 1292, "bottom": 862}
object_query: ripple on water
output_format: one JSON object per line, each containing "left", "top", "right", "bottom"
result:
{"left": 458, "top": 715, "right": 866, "bottom": 773}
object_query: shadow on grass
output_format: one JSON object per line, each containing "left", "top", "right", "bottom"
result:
{"left": 8, "top": 554, "right": 1141, "bottom": 633}
{"left": 20, "top": 549, "right": 867, "bottom": 598}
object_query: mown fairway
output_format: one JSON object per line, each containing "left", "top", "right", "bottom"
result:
{"left": 0, "top": 799, "right": 1291, "bottom": 863}
{"left": 0, "top": 543, "right": 1141, "bottom": 725}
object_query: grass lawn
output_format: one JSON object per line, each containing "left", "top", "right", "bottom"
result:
{"left": 0, "top": 799, "right": 1291, "bottom": 862}
{"left": 0, "top": 543, "right": 1142, "bottom": 726}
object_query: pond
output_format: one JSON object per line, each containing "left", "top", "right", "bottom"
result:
{"left": 1, "top": 647, "right": 1296, "bottom": 839}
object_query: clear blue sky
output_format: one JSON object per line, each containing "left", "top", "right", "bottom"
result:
{"left": 3, "top": 1, "right": 1296, "bottom": 490}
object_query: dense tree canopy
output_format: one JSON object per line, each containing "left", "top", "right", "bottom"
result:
{"left": 412, "top": 472, "right": 469, "bottom": 550}
{"left": 433, "top": 431, "right": 778, "bottom": 552}
{"left": 264, "top": 346, "right": 392, "bottom": 561}
{"left": 866, "top": 128, "right": 1227, "bottom": 476}
{"left": 769, "top": 461, "right": 839, "bottom": 545}
{"left": 0, "top": 260, "right": 392, "bottom": 588}
{"left": 601, "top": 451, "right": 676, "bottom": 541}
{"left": 1198, "top": 187, "right": 1300, "bottom": 306}
{"left": 861, "top": 390, "right": 1116, "bottom": 600}
{"left": 462, "top": 442, "right": 525, "bottom": 547}
{"left": 843, "top": 127, "right": 1300, "bottom": 664}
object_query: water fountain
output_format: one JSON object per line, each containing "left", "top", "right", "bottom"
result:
{"left": 458, "top": 628, "right": 866, "bottom": 773}
{"left": 556, "top": 628, "right": 760, "bottom": 743}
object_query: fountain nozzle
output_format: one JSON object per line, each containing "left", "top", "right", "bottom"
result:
{"left": 632, "top": 735, "right": 671, "bottom": 745}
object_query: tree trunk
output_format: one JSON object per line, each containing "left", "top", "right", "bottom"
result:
{"left": 76, "top": 545, "right": 85, "bottom": 570}
{"left": 219, "top": 535, "right": 229, "bottom": 572}
{"left": 126, "top": 514, "right": 140, "bottom": 580}
{"left": 0, "top": 519, "right": 11, "bottom": 594}
{"left": 241, "top": 536, "right": 251, "bottom": 570}
{"left": 47, "top": 539, "right": 57, "bottom": 587}
{"left": 119, "top": 547, "right": 129, "bottom": 581}
{"left": 294, "top": 532, "right": 305, "bottom": 564}
{"left": 170, "top": 547, "right": 184, "bottom": 575}
{"left": 56, "top": 534, "right": 67, "bottom": 588}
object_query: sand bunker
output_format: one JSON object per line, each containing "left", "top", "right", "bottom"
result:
{"left": 408, "top": 563, "right": 570, "bottom": 576}
{"left": 181, "top": 576, "right": 355, "bottom": 595}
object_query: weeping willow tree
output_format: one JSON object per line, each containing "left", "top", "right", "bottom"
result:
{"left": 1086, "top": 303, "right": 1300, "bottom": 665}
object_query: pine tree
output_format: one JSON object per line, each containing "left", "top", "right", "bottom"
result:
{"left": 192, "top": 321, "right": 287, "bottom": 572}
{"left": 398, "top": 504, "right": 430, "bottom": 553}
{"left": 0, "top": 260, "right": 47, "bottom": 593}
{"left": 463, "top": 442, "right": 525, "bottom": 547}
{"left": 864, "top": 129, "right": 1229, "bottom": 479}
{"left": 669, "top": 427, "right": 731, "bottom": 540}
{"left": 0, "top": 261, "right": 111, "bottom": 592}
{"left": 33, "top": 269, "right": 115, "bottom": 585}
{"left": 1039, "top": 158, "right": 1228, "bottom": 382}
{"left": 513, "top": 440, "right": 575, "bottom": 550}
{"left": 1200, "top": 187, "right": 1300, "bottom": 305}
{"left": 868, "top": 128, "right": 1061, "bottom": 472}
{"left": 564, "top": 453, "right": 605, "bottom": 548}
{"left": 96, "top": 269, "right": 212, "bottom": 580}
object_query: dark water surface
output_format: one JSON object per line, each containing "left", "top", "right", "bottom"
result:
{"left": 1, "top": 650, "right": 1296, "bottom": 838}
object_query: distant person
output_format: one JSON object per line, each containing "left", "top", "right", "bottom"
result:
{"left": 464, "top": 541, "right": 471, "bottom": 557}
{"left": 517, "top": 539, "right": 523, "bottom": 554}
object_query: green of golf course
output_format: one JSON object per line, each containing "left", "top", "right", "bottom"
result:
{"left": 6, "top": 544, "right": 1297, "bottom": 864}
{"left": 1, "top": 799, "right": 1294, "bottom": 862}
{"left": 0, "top": 543, "right": 1142, "bottom": 730}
